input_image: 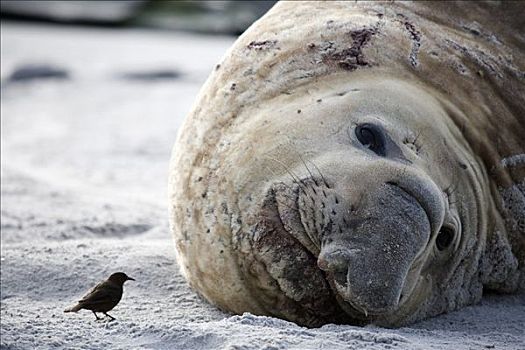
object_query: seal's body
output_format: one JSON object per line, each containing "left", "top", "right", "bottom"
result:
{"left": 169, "top": 1, "right": 524, "bottom": 327}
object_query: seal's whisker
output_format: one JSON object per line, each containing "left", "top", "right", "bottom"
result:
{"left": 413, "top": 130, "right": 422, "bottom": 149}
{"left": 305, "top": 228, "right": 321, "bottom": 251}
{"left": 265, "top": 156, "right": 307, "bottom": 192}
{"left": 263, "top": 164, "right": 295, "bottom": 192}
{"left": 261, "top": 168, "right": 303, "bottom": 212}
{"left": 272, "top": 187, "right": 301, "bottom": 213}
{"left": 411, "top": 129, "right": 424, "bottom": 152}
{"left": 306, "top": 207, "right": 321, "bottom": 250}
{"left": 298, "top": 153, "right": 318, "bottom": 186}
{"left": 308, "top": 231, "right": 321, "bottom": 251}
{"left": 283, "top": 140, "right": 325, "bottom": 193}
{"left": 308, "top": 159, "right": 331, "bottom": 189}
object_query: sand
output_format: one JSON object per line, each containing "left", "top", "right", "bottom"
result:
{"left": 1, "top": 22, "right": 524, "bottom": 350}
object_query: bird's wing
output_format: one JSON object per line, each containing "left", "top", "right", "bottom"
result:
{"left": 79, "top": 282, "right": 103, "bottom": 300}
{"left": 78, "top": 281, "right": 121, "bottom": 307}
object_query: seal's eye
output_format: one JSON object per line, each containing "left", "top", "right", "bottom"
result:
{"left": 355, "top": 124, "right": 386, "bottom": 156}
{"left": 436, "top": 226, "right": 455, "bottom": 251}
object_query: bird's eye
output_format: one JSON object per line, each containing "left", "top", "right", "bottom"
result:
{"left": 355, "top": 124, "right": 385, "bottom": 156}
{"left": 436, "top": 226, "right": 455, "bottom": 251}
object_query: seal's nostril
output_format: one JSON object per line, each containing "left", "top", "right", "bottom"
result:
{"left": 317, "top": 257, "right": 329, "bottom": 271}
{"left": 317, "top": 250, "right": 350, "bottom": 285}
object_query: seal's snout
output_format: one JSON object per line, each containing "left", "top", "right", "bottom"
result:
{"left": 315, "top": 182, "right": 434, "bottom": 318}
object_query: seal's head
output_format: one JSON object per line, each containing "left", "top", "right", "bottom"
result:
{"left": 169, "top": 1, "right": 524, "bottom": 328}
{"left": 225, "top": 73, "right": 481, "bottom": 326}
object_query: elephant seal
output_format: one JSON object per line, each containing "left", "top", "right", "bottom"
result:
{"left": 169, "top": 1, "right": 524, "bottom": 327}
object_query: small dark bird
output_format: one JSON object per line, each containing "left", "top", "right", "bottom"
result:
{"left": 64, "top": 272, "right": 135, "bottom": 321}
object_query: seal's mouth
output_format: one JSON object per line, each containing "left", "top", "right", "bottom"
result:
{"left": 327, "top": 260, "right": 426, "bottom": 322}
{"left": 331, "top": 279, "right": 381, "bottom": 319}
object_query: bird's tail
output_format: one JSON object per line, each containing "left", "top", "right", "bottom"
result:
{"left": 64, "top": 304, "right": 82, "bottom": 313}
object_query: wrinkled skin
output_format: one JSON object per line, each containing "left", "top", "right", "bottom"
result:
{"left": 169, "top": 1, "right": 524, "bottom": 327}
{"left": 218, "top": 76, "right": 481, "bottom": 326}
{"left": 171, "top": 75, "right": 492, "bottom": 327}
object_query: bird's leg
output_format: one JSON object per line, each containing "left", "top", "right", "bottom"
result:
{"left": 92, "top": 311, "right": 102, "bottom": 321}
{"left": 103, "top": 312, "right": 116, "bottom": 321}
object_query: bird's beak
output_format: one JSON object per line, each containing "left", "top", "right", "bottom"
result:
{"left": 128, "top": 277, "right": 135, "bottom": 281}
